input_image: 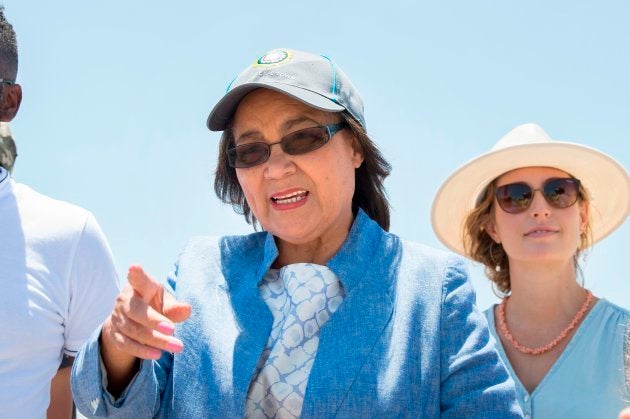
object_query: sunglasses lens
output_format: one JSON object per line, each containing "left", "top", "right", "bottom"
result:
{"left": 543, "top": 178, "right": 580, "bottom": 208}
{"left": 282, "top": 127, "right": 329, "bottom": 155}
{"left": 495, "top": 178, "right": 581, "bottom": 213}
{"left": 496, "top": 183, "right": 533, "bottom": 213}
{"left": 227, "top": 125, "right": 337, "bottom": 168}
{"left": 228, "top": 143, "right": 270, "bottom": 168}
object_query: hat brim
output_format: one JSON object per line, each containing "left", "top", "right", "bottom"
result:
{"left": 207, "top": 82, "right": 345, "bottom": 131}
{"left": 431, "top": 141, "right": 630, "bottom": 256}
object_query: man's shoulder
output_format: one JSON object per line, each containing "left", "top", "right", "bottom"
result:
{"left": 12, "top": 182, "right": 95, "bottom": 235}
{"left": 14, "top": 182, "right": 90, "bottom": 214}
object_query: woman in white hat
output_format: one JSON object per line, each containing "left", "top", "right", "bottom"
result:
{"left": 432, "top": 123, "right": 630, "bottom": 417}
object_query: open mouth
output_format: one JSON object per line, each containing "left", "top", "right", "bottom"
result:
{"left": 271, "top": 190, "right": 309, "bottom": 205}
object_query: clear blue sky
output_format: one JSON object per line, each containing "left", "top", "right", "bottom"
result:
{"left": 4, "top": 1, "right": 629, "bottom": 310}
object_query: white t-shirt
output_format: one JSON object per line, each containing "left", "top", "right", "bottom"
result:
{"left": 0, "top": 167, "right": 120, "bottom": 417}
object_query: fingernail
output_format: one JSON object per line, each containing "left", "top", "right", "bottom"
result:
{"left": 148, "top": 348, "right": 162, "bottom": 359}
{"left": 166, "top": 340, "right": 184, "bottom": 353}
{"left": 157, "top": 322, "right": 175, "bottom": 334}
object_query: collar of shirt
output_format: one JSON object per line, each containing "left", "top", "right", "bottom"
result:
{"left": 252, "top": 209, "right": 391, "bottom": 295}
{"left": 0, "top": 166, "right": 11, "bottom": 200}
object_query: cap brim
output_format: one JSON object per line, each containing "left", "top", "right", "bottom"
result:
{"left": 207, "top": 82, "right": 345, "bottom": 131}
{"left": 431, "top": 142, "right": 630, "bottom": 256}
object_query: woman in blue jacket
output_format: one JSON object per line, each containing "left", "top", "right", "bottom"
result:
{"left": 72, "top": 48, "right": 521, "bottom": 418}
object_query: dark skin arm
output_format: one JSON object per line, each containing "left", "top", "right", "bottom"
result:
{"left": 47, "top": 355, "right": 74, "bottom": 419}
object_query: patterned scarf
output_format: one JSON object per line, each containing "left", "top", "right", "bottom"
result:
{"left": 0, "top": 122, "right": 16, "bottom": 173}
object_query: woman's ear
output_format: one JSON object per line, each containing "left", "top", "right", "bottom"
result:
{"left": 349, "top": 133, "right": 364, "bottom": 169}
{"left": 579, "top": 201, "right": 589, "bottom": 233}
{"left": 484, "top": 221, "right": 501, "bottom": 244}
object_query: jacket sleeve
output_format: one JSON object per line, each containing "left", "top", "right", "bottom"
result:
{"left": 439, "top": 256, "right": 523, "bottom": 418}
{"left": 71, "top": 325, "right": 175, "bottom": 418}
{"left": 70, "top": 261, "right": 181, "bottom": 418}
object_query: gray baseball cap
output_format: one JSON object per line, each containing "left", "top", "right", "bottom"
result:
{"left": 206, "top": 48, "right": 365, "bottom": 131}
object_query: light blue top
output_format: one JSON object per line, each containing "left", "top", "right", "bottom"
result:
{"left": 72, "top": 210, "right": 522, "bottom": 417}
{"left": 485, "top": 299, "right": 630, "bottom": 418}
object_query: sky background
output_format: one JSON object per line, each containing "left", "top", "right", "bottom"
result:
{"left": 4, "top": 1, "right": 629, "bottom": 310}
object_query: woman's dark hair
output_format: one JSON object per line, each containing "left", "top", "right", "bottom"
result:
{"left": 214, "top": 112, "right": 392, "bottom": 230}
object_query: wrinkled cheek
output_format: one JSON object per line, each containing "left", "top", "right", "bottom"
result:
{"left": 244, "top": 189, "right": 264, "bottom": 220}
{"left": 236, "top": 172, "right": 264, "bottom": 219}
{"left": 242, "top": 190, "right": 256, "bottom": 214}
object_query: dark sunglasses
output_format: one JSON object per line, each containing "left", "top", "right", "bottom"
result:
{"left": 227, "top": 122, "right": 347, "bottom": 168}
{"left": 495, "top": 177, "right": 581, "bottom": 214}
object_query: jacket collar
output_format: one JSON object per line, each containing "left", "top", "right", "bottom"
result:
{"left": 256, "top": 232, "right": 279, "bottom": 281}
{"left": 255, "top": 208, "right": 385, "bottom": 291}
{"left": 0, "top": 166, "right": 12, "bottom": 200}
{"left": 326, "top": 208, "right": 385, "bottom": 293}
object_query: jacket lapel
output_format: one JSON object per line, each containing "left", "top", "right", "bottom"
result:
{"left": 301, "top": 211, "right": 398, "bottom": 416}
{"left": 222, "top": 233, "right": 278, "bottom": 415}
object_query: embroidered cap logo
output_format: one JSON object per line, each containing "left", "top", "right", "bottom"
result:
{"left": 254, "top": 49, "right": 291, "bottom": 66}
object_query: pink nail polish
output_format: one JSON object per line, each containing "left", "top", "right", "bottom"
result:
{"left": 166, "top": 340, "right": 184, "bottom": 352}
{"left": 148, "top": 348, "right": 162, "bottom": 359}
{"left": 158, "top": 322, "right": 175, "bottom": 334}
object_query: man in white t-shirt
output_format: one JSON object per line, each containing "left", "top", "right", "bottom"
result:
{"left": 0, "top": 5, "right": 120, "bottom": 417}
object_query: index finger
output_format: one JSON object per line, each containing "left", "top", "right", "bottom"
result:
{"left": 127, "top": 265, "right": 163, "bottom": 305}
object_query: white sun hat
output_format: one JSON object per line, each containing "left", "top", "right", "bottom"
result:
{"left": 431, "top": 123, "right": 630, "bottom": 256}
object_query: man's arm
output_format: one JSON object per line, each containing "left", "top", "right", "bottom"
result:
{"left": 47, "top": 355, "right": 74, "bottom": 419}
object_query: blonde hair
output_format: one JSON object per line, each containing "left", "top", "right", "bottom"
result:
{"left": 463, "top": 176, "right": 592, "bottom": 296}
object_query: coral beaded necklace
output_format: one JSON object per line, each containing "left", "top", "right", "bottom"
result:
{"left": 498, "top": 290, "right": 593, "bottom": 355}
